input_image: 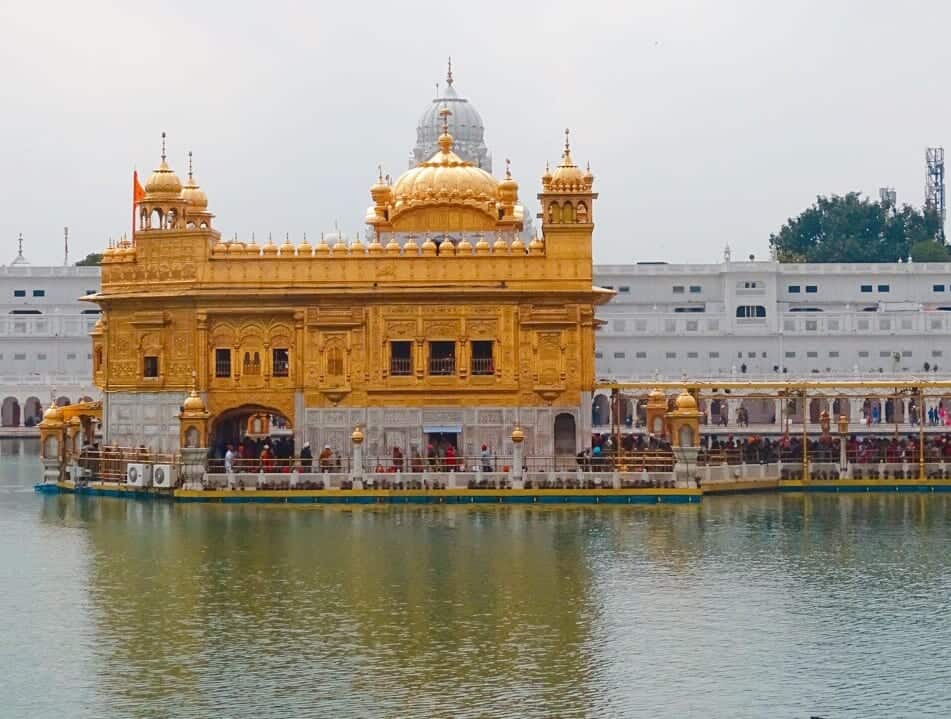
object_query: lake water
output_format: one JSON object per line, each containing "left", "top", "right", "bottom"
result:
{"left": 2, "top": 438, "right": 950, "bottom": 718}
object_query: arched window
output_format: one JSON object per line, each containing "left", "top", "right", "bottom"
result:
{"left": 562, "top": 203, "right": 575, "bottom": 223}
{"left": 327, "top": 347, "right": 344, "bottom": 377}
{"left": 576, "top": 202, "right": 588, "bottom": 222}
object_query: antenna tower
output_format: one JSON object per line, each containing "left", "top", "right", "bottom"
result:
{"left": 926, "top": 147, "right": 946, "bottom": 241}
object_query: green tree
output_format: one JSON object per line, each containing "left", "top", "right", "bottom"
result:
{"left": 909, "top": 239, "right": 950, "bottom": 261}
{"left": 75, "top": 252, "right": 102, "bottom": 266}
{"left": 769, "top": 193, "right": 944, "bottom": 262}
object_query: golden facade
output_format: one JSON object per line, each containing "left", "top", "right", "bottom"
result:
{"left": 90, "top": 123, "right": 610, "bottom": 456}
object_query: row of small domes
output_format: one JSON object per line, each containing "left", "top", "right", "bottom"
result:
{"left": 212, "top": 233, "right": 544, "bottom": 255}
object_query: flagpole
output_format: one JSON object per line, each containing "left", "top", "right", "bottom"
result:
{"left": 132, "top": 169, "right": 137, "bottom": 246}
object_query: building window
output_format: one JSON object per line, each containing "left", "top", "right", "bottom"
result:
{"left": 879, "top": 351, "right": 891, "bottom": 358}
{"left": 931, "top": 319, "right": 943, "bottom": 330}
{"left": 635, "top": 320, "right": 647, "bottom": 332}
{"left": 594, "top": 352, "right": 603, "bottom": 359}
{"left": 879, "top": 319, "right": 890, "bottom": 331}
{"left": 689, "top": 285, "right": 702, "bottom": 293}
{"left": 785, "top": 351, "right": 796, "bottom": 358}
{"left": 858, "top": 351, "right": 869, "bottom": 358}
{"left": 85, "top": 289, "right": 96, "bottom": 295}
{"left": 243, "top": 351, "right": 261, "bottom": 375}
{"left": 665, "top": 352, "right": 677, "bottom": 359}
{"left": 901, "top": 319, "right": 913, "bottom": 330}
{"left": 471, "top": 341, "right": 494, "bottom": 375}
{"left": 429, "top": 341, "right": 455, "bottom": 375}
{"left": 747, "top": 352, "right": 756, "bottom": 358}
{"left": 672, "top": 285, "right": 685, "bottom": 294}
{"left": 66, "top": 352, "right": 77, "bottom": 360}
{"left": 860, "top": 284, "right": 873, "bottom": 293}
{"left": 686, "top": 320, "right": 698, "bottom": 331}
{"left": 215, "top": 348, "right": 231, "bottom": 378}
{"left": 87, "top": 353, "right": 92, "bottom": 360}
{"left": 805, "top": 320, "right": 817, "bottom": 331}
{"left": 674, "top": 306, "right": 705, "bottom": 313}
{"left": 613, "top": 351, "right": 625, "bottom": 359}
{"left": 635, "top": 351, "right": 647, "bottom": 359}
{"left": 37, "top": 353, "right": 47, "bottom": 360}
{"left": 143, "top": 356, "right": 159, "bottom": 378}
{"left": 788, "top": 285, "right": 801, "bottom": 293}
{"left": 619, "top": 286, "right": 630, "bottom": 293}
{"left": 13, "top": 353, "right": 25, "bottom": 361}
{"left": 736, "top": 305, "right": 766, "bottom": 318}
{"left": 326, "top": 347, "right": 343, "bottom": 377}
{"left": 933, "top": 350, "right": 943, "bottom": 358}
{"left": 613, "top": 320, "right": 625, "bottom": 332}
{"left": 934, "top": 284, "right": 945, "bottom": 292}
{"left": 807, "top": 351, "right": 818, "bottom": 358}
{"left": 829, "top": 351, "right": 839, "bottom": 358}
{"left": 805, "top": 285, "right": 817, "bottom": 293}
{"left": 687, "top": 352, "right": 699, "bottom": 358}
{"left": 272, "top": 349, "right": 290, "bottom": 377}
{"left": 709, "top": 351, "right": 720, "bottom": 359}
{"left": 32, "top": 289, "right": 46, "bottom": 297}
{"left": 828, "top": 320, "right": 840, "bottom": 331}
{"left": 902, "top": 350, "right": 912, "bottom": 357}
{"left": 707, "top": 320, "right": 719, "bottom": 331}
{"left": 878, "top": 284, "right": 890, "bottom": 292}
{"left": 13, "top": 290, "right": 25, "bottom": 297}
{"left": 857, "top": 319, "right": 870, "bottom": 330}
{"left": 390, "top": 341, "right": 412, "bottom": 375}
{"left": 783, "top": 320, "right": 795, "bottom": 331}
{"left": 664, "top": 320, "right": 676, "bottom": 333}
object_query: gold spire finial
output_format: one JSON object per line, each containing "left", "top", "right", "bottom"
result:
{"left": 187, "top": 150, "right": 194, "bottom": 181}
{"left": 505, "top": 158, "right": 512, "bottom": 179}
{"left": 447, "top": 56, "right": 453, "bottom": 86}
{"left": 437, "top": 105, "right": 453, "bottom": 152}
{"left": 161, "top": 131, "right": 167, "bottom": 163}
{"left": 378, "top": 164, "right": 384, "bottom": 183}
{"left": 564, "top": 128, "right": 570, "bottom": 153}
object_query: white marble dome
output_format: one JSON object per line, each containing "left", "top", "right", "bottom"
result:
{"left": 412, "top": 68, "right": 491, "bottom": 172}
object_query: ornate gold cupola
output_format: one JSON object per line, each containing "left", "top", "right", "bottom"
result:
{"left": 367, "top": 106, "right": 523, "bottom": 236}
{"left": 181, "top": 151, "right": 214, "bottom": 230}
{"left": 537, "top": 129, "right": 597, "bottom": 263}
{"left": 138, "top": 132, "right": 189, "bottom": 232}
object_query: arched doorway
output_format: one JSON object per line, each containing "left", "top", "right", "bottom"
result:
{"left": 23, "top": 397, "right": 42, "bottom": 427}
{"left": 1, "top": 397, "right": 20, "bottom": 427}
{"left": 210, "top": 404, "right": 294, "bottom": 461}
{"left": 554, "top": 413, "right": 577, "bottom": 457}
{"left": 55, "top": 396, "right": 71, "bottom": 407}
{"left": 809, "top": 397, "right": 829, "bottom": 424}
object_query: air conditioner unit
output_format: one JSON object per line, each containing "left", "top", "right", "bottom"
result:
{"left": 126, "top": 463, "right": 151, "bottom": 488}
{"left": 152, "top": 464, "right": 174, "bottom": 489}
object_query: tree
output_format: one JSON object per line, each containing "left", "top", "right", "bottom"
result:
{"left": 769, "top": 193, "right": 944, "bottom": 262}
{"left": 909, "top": 239, "right": 950, "bottom": 262}
{"left": 75, "top": 252, "right": 102, "bottom": 266}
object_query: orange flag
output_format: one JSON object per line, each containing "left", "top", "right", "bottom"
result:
{"left": 132, "top": 170, "right": 145, "bottom": 243}
{"left": 133, "top": 170, "right": 145, "bottom": 203}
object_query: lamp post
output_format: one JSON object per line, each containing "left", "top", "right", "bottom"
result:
{"left": 837, "top": 414, "right": 849, "bottom": 478}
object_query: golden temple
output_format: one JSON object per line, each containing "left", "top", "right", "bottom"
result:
{"left": 87, "top": 106, "right": 610, "bottom": 459}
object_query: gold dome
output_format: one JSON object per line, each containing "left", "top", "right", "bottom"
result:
{"left": 227, "top": 241, "right": 245, "bottom": 255}
{"left": 528, "top": 235, "right": 544, "bottom": 254}
{"left": 403, "top": 236, "right": 419, "bottom": 254}
{"left": 351, "top": 425, "right": 365, "bottom": 444}
{"left": 457, "top": 236, "right": 472, "bottom": 254}
{"left": 180, "top": 153, "right": 208, "bottom": 210}
{"left": 315, "top": 234, "right": 330, "bottom": 255}
{"left": 675, "top": 390, "right": 698, "bottom": 411}
{"left": 421, "top": 236, "right": 437, "bottom": 255}
{"left": 214, "top": 238, "right": 229, "bottom": 253}
{"left": 183, "top": 390, "right": 206, "bottom": 413}
{"left": 385, "top": 107, "right": 499, "bottom": 223}
{"left": 498, "top": 159, "right": 519, "bottom": 203}
{"left": 493, "top": 233, "right": 508, "bottom": 253}
{"left": 549, "top": 129, "right": 585, "bottom": 189}
{"left": 510, "top": 236, "right": 525, "bottom": 253}
{"left": 43, "top": 404, "right": 64, "bottom": 422}
{"left": 262, "top": 234, "right": 278, "bottom": 256}
{"left": 385, "top": 236, "right": 401, "bottom": 254}
{"left": 367, "top": 231, "right": 384, "bottom": 254}
{"left": 144, "top": 133, "right": 182, "bottom": 198}
{"left": 298, "top": 235, "right": 313, "bottom": 256}
{"left": 279, "top": 234, "right": 296, "bottom": 256}
{"left": 475, "top": 234, "right": 490, "bottom": 255}
{"left": 511, "top": 425, "right": 525, "bottom": 443}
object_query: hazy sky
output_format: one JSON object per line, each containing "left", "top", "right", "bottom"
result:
{"left": 2, "top": 0, "right": 949, "bottom": 267}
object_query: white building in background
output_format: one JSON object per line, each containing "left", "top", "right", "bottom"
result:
{"left": 0, "top": 240, "right": 101, "bottom": 429}
{"left": 593, "top": 254, "right": 951, "bottom": 381}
